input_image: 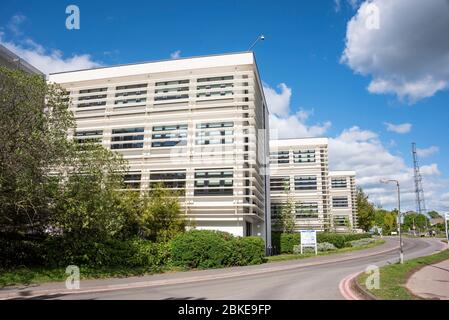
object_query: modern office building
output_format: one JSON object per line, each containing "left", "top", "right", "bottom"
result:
{"left": 329, "top": 171, "right": 357, "bottom": 232}
{"left": 0, "top": 44, "right": 44, "bottom": 76}
{"left": 269, "top": 138, "right": 331, "bottom": 231}
{"left": 48, "top": 52, "right": 271, "bottom": 246}
{"left": 269, "top": 138, "right": 358, "bottom": 232}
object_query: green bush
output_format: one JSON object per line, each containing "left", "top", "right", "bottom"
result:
{"left": 171, "top": 230, "right": 265, "bottom": 269}
{"left": 0, "top": 236, "right": 45, "bottom": 268}
{"left": 44, "top": 237, "right": 170, "bottom": 270}
{"left": 171, "top": 230, "right": 233, "bottom": 269}
{"left": 317, "top": 233, "right": 371, "bottom": 248}
{"left": 280, "top": 233, "right": 301, "bottom": 254}
{"left": 346, "top": 238, "right": 376, "bottom": 247}
{"left": 226, "top": 237, "right": 266, "bottom": 266}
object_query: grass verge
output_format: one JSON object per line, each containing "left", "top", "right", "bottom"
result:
{"left": 357, "top": 247, "right": 449, "bottom": 300}
{"left": 266, "top": 239, "right": 386, "bottom": 263}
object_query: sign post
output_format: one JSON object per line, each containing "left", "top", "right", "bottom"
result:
{"left": 300, "top": 230, "right": 317, "bottom": 255}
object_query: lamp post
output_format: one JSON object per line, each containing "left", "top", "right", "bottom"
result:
{"left": 248, "top": 34, "right": 265, "bottom": 51}
{"left": 380, "top": 179, "right": 404, "bottom": 264}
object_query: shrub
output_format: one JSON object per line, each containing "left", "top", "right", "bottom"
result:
{"left": 280, "top": 233, "right": 300, "bottom": 254}
{"left": 226, "top": 237, "right": 265, "bottom": 266}
{"left": 171, "top": 230, "right": 233, "bottom": 269}
{"left": 0, "top": 236, "right": 45, "bottom": 268}
{"left": 292, "top": 242, "right": 336, "bottom": 254}
{"left": 171, "top": 230, "right": 266, "bottom": 269}
{"left": 317, "top": 233, "right": 371, "bottom": 249}
{"left": 346, "top": 238, "right": 376, "bottom": 247}
{"left": 43, "top": 236, "right": 170, "bottom": 270}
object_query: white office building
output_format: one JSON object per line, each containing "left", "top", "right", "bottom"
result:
{"left": 48, "top": 52, "right": 271, "bottom": 245}
{"left": 329, "top": 171, "right": 358, "bottom": 232}
{"left": 269, "top": 138, "right": 331, "bottom": 231}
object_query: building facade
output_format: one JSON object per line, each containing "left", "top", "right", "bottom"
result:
{"left": 48, "top": 52, "right": 271, "bottom": 245}
{"left": 269, "top": 139, "right": 358, "bottom": 232}
{"left": 0, "top": 44, "right": 44, "bottom": 76}
{"left": 329, "top": 171, "right": 357, "bottom": 232}
{"left": 269, "top": 138, "right": 331, "bottom": 231}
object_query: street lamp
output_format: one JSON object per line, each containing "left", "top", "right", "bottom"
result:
{"left": 380, "top": 179, "right": 404, "bottom": 264}
{"left": 248, "top": 34, "right": 265, "bottom": 51}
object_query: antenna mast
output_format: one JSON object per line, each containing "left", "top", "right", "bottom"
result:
{"left": 412, "top": 142, "right": 427, "bottom": 216}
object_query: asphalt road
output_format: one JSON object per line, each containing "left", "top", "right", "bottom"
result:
{"left": 26, "top": 237, "right": 442, "bottom": 300}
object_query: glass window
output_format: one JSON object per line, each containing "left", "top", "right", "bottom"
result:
{"left": 194, "top": 169, "right": 233, "bottom": 196}
{"left": 331, "top": 178, "right": 348, "bottom": 189}
{"left": 332, "top": 196, "right": 349, "bottom": 208}
{"left": 270, "top": 177, "right": 290, "bottom": 191}
{"left": 294, "top": 176, "right": 317, "bottom": 191}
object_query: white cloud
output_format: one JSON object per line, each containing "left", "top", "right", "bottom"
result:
{"left": 0, "top": 33, "right": 101, "bottom": 75}
{"left": 328, "top": 126, "right": 447, "bottom": 211}
{"left": 170, "top": 50, "right": 181, "bottom": 59}
{"left": 417, "top": 146, "right": 439, "bottom": 158}
{"left": 341, "top": 0, "right": 449, "bottom": 102}
{"left": 263, "top": 83, "right": 331, "bottom": 139}
{"left": 384, "top": 122, "right": 412, "bottom": 134}
{"left": 7, "top": 14, "right": 26, "bottom": 36}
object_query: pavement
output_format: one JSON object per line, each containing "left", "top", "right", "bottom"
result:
{"left": 406, "top": 258, "right": 449, "bottom": 300}
{"left": 0, "top": 237, "right": 446, "bottom": 300}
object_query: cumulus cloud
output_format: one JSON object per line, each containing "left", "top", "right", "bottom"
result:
{"left": 417, "top": 146, "right": 439, "bottom": 158}
{"left": 328, "top": 127, "right": 447, "bottom": 210}
{"left": 341, "top": 0, "right": 449, "bottom": 102}
{"left": 264, "top": 83, "right": 331, "bottom": 139}
{"left": 384, "top": 122, "right": 412, "bottom": 134}
{"left": 0, "top": 14, "right": 101, "bottom": 75}
{"left": 170, "top": 50, "right": 181, "bottom": 59}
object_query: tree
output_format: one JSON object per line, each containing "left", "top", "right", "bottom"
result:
{"left": 138, "top": 184, "right": 186, "bottom": 242}
{"left": 0, "top": 67, "right": 74, "bottom": 234}
{"left": 403, "top": 212, "right": 429, "bottom": 232}
{"left": 356, "top": 187, "right": 375, "bottom": 231}
{"left": 427, "top": 211, "right": 442, "bottom": 219}
{"left": 278, "top": 182, "right": 296, "bottom": 233}
{"left": 374, "top": 208, "right": 398, "bottom": 235}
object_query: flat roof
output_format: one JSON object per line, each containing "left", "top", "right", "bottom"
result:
{"left": 329, "top": 170, "right": 356, "bottom": 177}
{"left": 48, "top": 51, "right": 255, "bottom": 84}
{"left": 270, "top": 137, "right": 329, "bottom": 147}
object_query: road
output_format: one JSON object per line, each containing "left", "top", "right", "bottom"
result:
{"left": 6, "top": 237, "right": 446, "bottom": 300}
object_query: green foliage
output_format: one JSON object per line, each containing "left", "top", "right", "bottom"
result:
{"left": 226, "top": 237, "right": 266, "bottom": 266}
{"left": 138, "top": 184, "right": 186, "bottom": 242}
{"left": 374, "top": 209, "right": 398, "bottom": 235}
{"left": 356, "top": 187, "right": 376, "bottom": 232}
{"left": 171, "top": 230, "right": 232, "bottom": 269}
{"left": 171, "top": 230, "right": 265, "bottom": 269}
{"left": 403, "top": 212, "right": 429, "bottom": 232}
{"left": 347, "top": 238, "right": 376, "bottom": 247}
{"left": 317, "top": 232, "right": 372, "bottom": 248}
{"left": 0, "top": 67, "right": 74, "bottom": 234}
{"left": 43, "top": 236, "right": 170, "bottom": 270}
{"left": 427, "top": 210, "right": 441, "bottom": 219}
{"left": 280, "top": 233, "right": 301, "bottom": 253}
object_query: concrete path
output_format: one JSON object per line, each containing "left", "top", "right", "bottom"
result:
{"left": 407, "top": 258, "right": 449, "bottom": 300}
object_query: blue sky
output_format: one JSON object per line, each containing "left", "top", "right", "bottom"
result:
{"left": 1, "top": 0, "right": 448, "bottom": 212}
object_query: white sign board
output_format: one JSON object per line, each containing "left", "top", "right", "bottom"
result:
{"left": 300, "top": 230, "right": 317, "bottom": 255}
{"left": 445, "top": 213, "right": 449, "bottom": 221}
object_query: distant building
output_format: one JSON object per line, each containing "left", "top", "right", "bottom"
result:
{"left": 329, "top": 171, "right": 357, "bottom": 232}
{"left": 0, "top": 44, "right": 44, "bottom": 76}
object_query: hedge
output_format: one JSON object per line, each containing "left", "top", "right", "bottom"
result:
{"left": 171, "top": 230, "right": 265, "bottom": 269}
{"left": 273, "top": 232, "right": 372, "bottom": 253}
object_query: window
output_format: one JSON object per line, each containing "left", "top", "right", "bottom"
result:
{"left": 293, "top": 150, "right": 316, "bottom": 163}
{"left": 270, "top": 204, "right": 283, "bottom": 220}
{"left": 151, "top": 124, "right": 188, "bottom": 148}
{"left": 332, "top": 196, "right": 349, "bottom": 208}
{"left": 124, "top": 172, "right": 141, "bottom": 189}
{"left": 197, "top": 76, "right": 233, "bottom": 83}
{"left": 111, "top": 127, "right": 144, "bottom": 150}
{"left": 116, "top": 84, "right": 147, "bottom": 90}
{"left": 334, "top": 216, "right": 350, "bottom": 227}
{"left": 295, "top": 202, "right": 319, "bottom": 219}
{"left": 271, "top": 151, "right": 289, "bottom": 164}
{"left": 78, "top": 94, "right": 107, "bottom": 101}
{"left": 79, "top": 87, "right": 107, "bottom": 94}
{"left": 74, "top": 130, "right": 103, "bottom": 144}
{"left": 115, "top": 90, "right": 147, "bottom": 97}
{"left": 197, "top": 83, "right": 233, "bottom": 90}
{"left": 194, "top": 169, "right": 233, "bottom": 196}
{"left": 115, "top": 98, "right": 146, "bottom": 105}
{"left": 195, "top": 122, "right": 234, "bottom": 145}
{"left": 331, "top": 178, "right": 347, "bottom": 189}
{"left": 270, "top": 177, "right": 290, "bottom": 191}
{"left": 150, "top": 171, "right": 186, "bottom": 192}
{"left": 78, "top": 101, "right": 106, "bottom": 108}
{"left": 155, "top": 80, "right": 189, "bottom": 86}
{"left": 294, "top": 176, "right": 317, "bottom": 191}
{"left": 196, "top": 91, "right": 233, "bottom": 98}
